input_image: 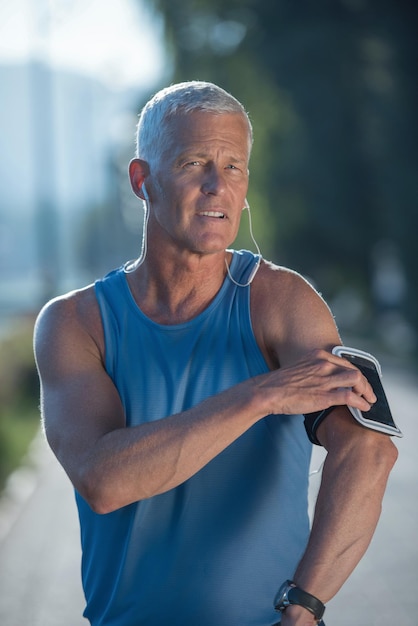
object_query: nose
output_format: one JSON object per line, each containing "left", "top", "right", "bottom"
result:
{"left": 201, "top": 163, "right": 226, "bottom": 196}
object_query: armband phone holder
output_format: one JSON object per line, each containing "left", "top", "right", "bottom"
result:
{"left": 304, "top": 346, "right": 403, "bottom": 445}
{"left": 331, "top": 346, "right": 403, "bottom": 438}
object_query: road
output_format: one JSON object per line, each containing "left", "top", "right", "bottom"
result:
{"left": 0, "top": 366, "right": 417, "bottom": 625}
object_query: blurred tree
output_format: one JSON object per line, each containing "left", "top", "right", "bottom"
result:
{"left": 77, "top": 151, "right": 144, "bottom": 280}
{"left": 0, "top": 320, "right": 40, "bottom": 491}
{"left": 142, "top": 0, "right": 418, "bottom": 349}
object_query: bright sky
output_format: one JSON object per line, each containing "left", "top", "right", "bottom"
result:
{"left": 0, "top": 0, "right": 166, "bottom": 90}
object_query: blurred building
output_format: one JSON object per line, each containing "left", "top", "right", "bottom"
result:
{"left": 0, "top": 60, "right": 143, "bottom": 322}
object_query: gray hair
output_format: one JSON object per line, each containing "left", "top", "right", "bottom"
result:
{"left": 135, "top": 81, "right": 253, "bottom": 169}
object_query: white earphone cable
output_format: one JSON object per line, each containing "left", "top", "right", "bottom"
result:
{"left": 124, "top": 188, "right": 150, "bottom": 273}
{"left": 225, "top": 202, "right": 262, "bottom": 287}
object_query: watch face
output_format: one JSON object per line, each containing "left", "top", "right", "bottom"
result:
{"left": 274, "top": 581, "right": 291, "bottom": 611}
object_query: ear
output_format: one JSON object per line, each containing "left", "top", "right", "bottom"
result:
{"left": 129, "top": 159, "right": 150, "bottom": 200}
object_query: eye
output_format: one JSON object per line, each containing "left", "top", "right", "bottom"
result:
{"left": 226, "top": 163, "right": 244, "bottom": 173}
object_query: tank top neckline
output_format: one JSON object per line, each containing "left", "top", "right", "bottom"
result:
{"left": 118, "top": 250, "right": 246, "bottom": 331}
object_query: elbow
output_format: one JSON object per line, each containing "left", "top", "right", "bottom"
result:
{"left": 322, "top": 407, "right": 399, "bottom": 477}
{"left": 78, "top": 462, "right": 153, "bottom": 514}
{"left": 352, "top": 428, "right": 399, "bottom": 481}
{"left": 325, "top": 423, "right": 399, "bottom": 493}
{"left": 84, "top": 487, "right": 122, "bottom": 516}
{"left": 78, "top": 466, "right": 124, "bottom": 515}
{"left": 87, "top": 494, "right": 117, "bottom": 516}
{"left": 369, "top": 428, "right": 398, "bottom": 467}
{"left": 377, "top": 433, "right": 399, "bottom": 475}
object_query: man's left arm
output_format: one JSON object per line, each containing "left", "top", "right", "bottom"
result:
{"left": 282, "top": 407, "right": 397, "bottom": 626}
{"left": 251, "top": 263, "right": 398, "bottom": 625}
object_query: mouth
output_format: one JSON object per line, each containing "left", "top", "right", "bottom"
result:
{"left": 199, "top": 211, "right": 226, "bottom": 219}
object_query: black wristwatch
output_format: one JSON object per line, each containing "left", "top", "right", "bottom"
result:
{"left": 274, "top": 580, "right": 325, "bottom": 622}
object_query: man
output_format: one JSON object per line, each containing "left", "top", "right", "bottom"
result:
{"left": 34, "top": 81, "right": 397, "bottom": 625}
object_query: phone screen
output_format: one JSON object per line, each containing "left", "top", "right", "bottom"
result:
{"left": 340, "top": 352, "right": 396, "bottom": 428}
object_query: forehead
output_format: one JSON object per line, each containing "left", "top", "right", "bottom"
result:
{"left": 163, "top": 111, "right": 251, "bottom": 161}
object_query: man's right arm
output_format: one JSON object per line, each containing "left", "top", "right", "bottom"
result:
{"left": 34, "top": 289, "right": 270, "bottom": 512}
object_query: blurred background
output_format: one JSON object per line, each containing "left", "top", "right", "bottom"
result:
{"left": 0, "top": 0, "right": 417, "bottom": 603}
{"left": 1, "top": 0, "right": 417, "bottom": 343}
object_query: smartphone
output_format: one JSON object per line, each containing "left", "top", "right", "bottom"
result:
{"left": 332, "top": 346, "right": 403, "bottom": 437}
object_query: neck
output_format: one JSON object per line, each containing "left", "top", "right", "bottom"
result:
{"left": 125, "top": 250, "right": 232, "bottom": 325}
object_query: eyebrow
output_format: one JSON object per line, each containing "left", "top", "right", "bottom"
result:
{"left": 176, "top": 151, "right": 247, "bottom": 165}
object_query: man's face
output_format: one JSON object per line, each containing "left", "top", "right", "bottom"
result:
{"left": 147, "top": 111, "right": 251, "bottom": 257}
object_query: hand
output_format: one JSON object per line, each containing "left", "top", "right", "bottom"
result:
{"left": 253, "top": 348, "right": 376, "bottom": 417}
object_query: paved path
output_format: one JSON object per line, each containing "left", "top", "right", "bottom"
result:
{"left": 0, "top": 367, "right": 416, "bottom": 625}
{"left": 0, "top": 435, "right": 86, "bottom": 626}
{"left": 312, "top": 366, "right": 418, "bottom": 625}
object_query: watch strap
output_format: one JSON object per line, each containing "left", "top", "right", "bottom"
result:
{"left": 275, "top": 580, "right": 326, "bottom": 621}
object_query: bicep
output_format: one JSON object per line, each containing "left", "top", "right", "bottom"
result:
{"left": 280, "top": 279, "right": 341, "bottom": 365}
{"left": 253, "top": 265, "right": 342, "bottom": 368}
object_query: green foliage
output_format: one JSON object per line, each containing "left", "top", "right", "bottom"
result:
{"left": 0, "top": 319, "right": 40, "bottom": 491}
{"left": 0, "top": 407, "right": 40, "bottom": 493}
{"left": 146, "top": 0, "right": 418, "bottom": 352}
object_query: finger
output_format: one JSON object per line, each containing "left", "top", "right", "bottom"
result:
{"left": 329, "top": 357, "right": 377, "bottom": 404}
{"left": 348, "top": 371, "right": 377, "bottom": 404}
{"left": 333, "top": 386, "right": 376, "bottom": 411}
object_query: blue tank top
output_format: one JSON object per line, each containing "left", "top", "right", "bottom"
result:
{"left": 77, "top": 250, "right": 312, "bottom": 626}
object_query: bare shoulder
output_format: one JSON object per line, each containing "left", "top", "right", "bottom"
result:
{"left": 251, "top": 259, "right": 340, "bottom": 367}
{"left": 34, "top": 284, "right": 104, "bottom": 376}
{"left": 35, "top": 283, "right": 101, "bottom": 341}
{"left": 252, "top": 259, "right": 330, "bottom": 315}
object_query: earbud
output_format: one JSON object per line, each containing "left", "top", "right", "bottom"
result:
{"left": 243, "top": 198, "right": 249, "bottom": 210}
{"left": 142, "top": 183, "right": 150, "bottom": 205}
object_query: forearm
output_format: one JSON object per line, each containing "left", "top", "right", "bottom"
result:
{"left": 287, "top": 422, "right": 397, "bottom": 615}
{"left": 79, "top": 378, "right": 266, "bottom": 512}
